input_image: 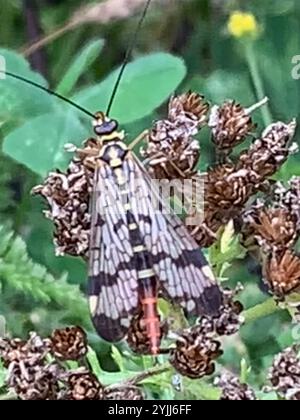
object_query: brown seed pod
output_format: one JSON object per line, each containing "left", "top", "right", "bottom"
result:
{"left": 215, "top": 373, "right": 257, "bottom": 400}
{"left": 126, "top": 311, "right": 166, "bottom": 355}
{"left": 32, "top": 138, "right": 98, "bottom": 258}
{"left": 209, "top": 100, "right": 256, "bottom": 154}
{"left": 213, "top": 287, "right": 244, "bottom": 336}
{"left": 267, "top": 345, "right": 300, "bottom": 400}
{"left": 263, "top": 249, "right": 300, "bottom": 297}
{"left": 9, "top": 363, "right": 60, "bottom": 400}
{"left": 242, "top": 205, "right": 298, "bottom": 253}
{"left": 0, "top": 332, "right": 50, "bottom": 368}
{"left": 172, "top": 91, "right": 209, "bottom": 126}
{"left": 142, "top": 92, "right": 208, "bottom": 180}
{"left": 50, "top": 326, "right": 88, "bottom": 361}
{"left": 274, "top": 177, "right": 300, "bottom": 227}
{"left": 238, "top": 120, "right": 297, "bottom": 181}
{"left": 169, "top": 323, "right": 222, "bottom": 379}
{"left": 65, "top": 372, "right": 104, "bottom": 400}
{"left": 186, "top": 164, "right": 257, "bottom": 247}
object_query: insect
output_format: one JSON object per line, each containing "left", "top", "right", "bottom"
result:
{"left": 86, "top": 111, "right": 222, "bottom": 354}
{"left": 0, "top": 0, "right": 223, "bottom": 354}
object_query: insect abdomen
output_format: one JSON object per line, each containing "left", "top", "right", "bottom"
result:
{"left": 138, "top": 276, "right": 161, "bottom": 355}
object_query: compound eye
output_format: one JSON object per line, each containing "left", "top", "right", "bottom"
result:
{"left": 94, "top": 119, "right": 118, "bottom": 136}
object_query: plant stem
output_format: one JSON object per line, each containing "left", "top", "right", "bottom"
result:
{"left": 125, "top": 362, "right": 171, "bottom": 386}
{"left": 242, "top": 298, "right": 281, "bottom": 324}
{"left": 245, "top": 42, "right": 272, "bottom": 126}
{"left": 21, "top": 21, "right": 78, "bottom": 57}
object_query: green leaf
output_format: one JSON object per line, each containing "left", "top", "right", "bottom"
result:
{"left": 73, "top": 52, "right": 186, "bottom": 124}
{"left": 86, "top": 346, "right": 103, "bottom": 378}
{"left": 111, "top": 346, "right": 125, "bottom": 372}
{"left": 56, "top": 39, "right": 105, "bottom": 96}
{"left": 209, "top": 221, "right": 247, "bottom": 278}
{"left": 0, "top": 225, "right": 89, "bottom": 327}
{"left": 240, "top": 358, "right": 251, "bottom": 383}
{"left": 0, "top": 49, "right": 54, "bottom": 123}
{"left": 220, "top": 220, "right": 235, "bottom": 254}
{"left": 2, "top": 109, "right": 89, "bottom": 176}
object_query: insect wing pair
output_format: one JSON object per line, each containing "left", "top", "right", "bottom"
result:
{"left": 87, "top": 119, "right": 223, "bottom": 352}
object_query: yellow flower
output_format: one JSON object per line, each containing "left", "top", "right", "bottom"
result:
{"left": 227, "top": 11, "right": 258, "bottom": 39}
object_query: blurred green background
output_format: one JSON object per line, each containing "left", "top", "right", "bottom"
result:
{"left": 0, "top": 0, "right": 300, "bottom": 398}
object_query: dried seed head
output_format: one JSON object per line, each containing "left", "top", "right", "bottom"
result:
{"left": 0, "top": 338, "right": 28, "bottom": 368}
{"left": 169, "top": 321, "right": 222, "bottom": 379}
{"left": 238, "top": 120, "right": 297, "bottom": 181}
{"left": 50, "top": 326, "right": 88, "bottom": 361}
{"left": 242, "top": 203, "right": 298, "bottom": 253}
{"left": 8, "top": 362, "right": 60, "bottom": 400}
{"left": 126, "top": 312, "right": 153, "bottom": 355}
{"left": 142, "top": 93, "right": 208, "bottom": 180}
{"left": 209, "top": 100, "right": 256, "bottom": 154}
{"left": 186, "top": 119, "right": 297, "bottom": 248}
{"left": 187, "top": 219, "right": 220, "bottom": 248}
{"left": 187, "top": 164, "right": 256, "bottom": 247}
{"left": 267, "top": 345, "right": 300, "bottom": 400}
{"left": 32, "top": 138, "right": 100, "bottom": 257}
{"left": 215, "top": 373, "right": 257, "bottom": 400}
{"left": 274, "top": 178, "right": 300, "bottom": 227}
{"left": 126, "top": 312, "right": 166, "bottom": 355}
{"left": 104, "top": 385, "right": 144, "bottom": 400}
{"left": 170, "top": 91, "right": 209, "bottom": 127}
{"left": 204, "top": 164, "right": 255, "bottom": 214}
{"left": 263, "top": 250, "right": 300, "bottom": 297}
{"left": 0, "top": 332, "right": 50, "bottom": 368}
{"left": 213, "top": 287, "right": 244, "bottom": 336}
{"left": 65, "top": 372, "right": 104, "bottom": 400}
{"left": 0, "top": 332, "right": 60, "bottom": 400}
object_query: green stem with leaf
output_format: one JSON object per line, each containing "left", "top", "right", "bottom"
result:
{"left": 242, "top": 298, "right": 282, "bottom": 324}
{"left": 245, "top": 41, "right": 273, "bottom": 126}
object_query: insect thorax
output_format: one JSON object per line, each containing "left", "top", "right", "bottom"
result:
{"left": 99, "top": 140, "right": 129, "bottom": 168}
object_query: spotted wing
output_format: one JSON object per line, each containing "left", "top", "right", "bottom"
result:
{"left": 88, "top": 162, "right": 139, "bottom": 342}
{"left": 130, "top": 154, "right": 223, "bottom": 317}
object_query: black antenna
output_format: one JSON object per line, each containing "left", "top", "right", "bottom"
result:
{"left": 106, "top": 0, "right": 152, "bottom": 116}
{"left": 0, "top": 70, "right": 95, "bottom": 118}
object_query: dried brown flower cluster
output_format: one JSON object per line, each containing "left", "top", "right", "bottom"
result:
{"left": 242, "top": 178, "right": 300, "bottom": 298}
{"left": 33, "top": 139, "right": 97, "bottom": 257}
{"left": 169, "top": 319, "right": 222, "bottom": 379}
{"left": 209, "top": 100, "right": 256, "bottom": 154}
{"left": 266, "top": 345, "right": 300, "bottom": 400}
{"left": 213, "top": 286, "right": 244, "bottom": 336}
{"left": 65, "top": 372, "right": 104, "bottom": 400}
{"left": 0, "top": 327, "right": 143, "bottom": 400}
{"left": 186, "top": 119, "right": 297, "bottom": 247}
{"left": 215, "top": 373, "right": 257, "bottom": 400}
{"left": 33, "top": 92, "right": 297, "bottom": 256}
{"left": 168, "top": 287, "right": 243, "bottom": 379}
{"left": 50, "top": 325, "right": 88, "bottom": 360}
{"left": 142, "top": 92, "right": 209, "bottom": 179}
{"left": 0, "top": 333, "right": 59, "bottom": 400}
{"left": 141, "top": 94, "right": 297, "bottom": 248}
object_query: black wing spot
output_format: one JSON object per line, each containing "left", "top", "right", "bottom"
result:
{"left": 199, "top": 284, "right": 223, "bottom": 316}
{"left": 92, "top": 313, "right": 126, "bottom": 342}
